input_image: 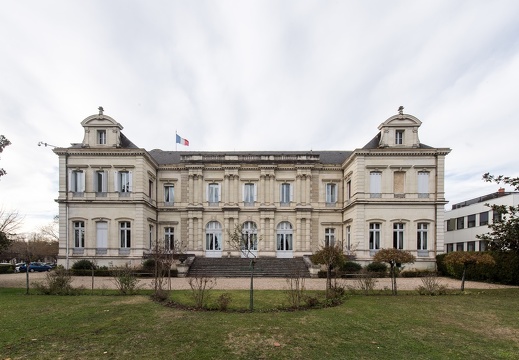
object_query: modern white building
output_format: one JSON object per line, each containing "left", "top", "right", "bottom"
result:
{"left": 54, "top": 108, "right": 450, "bottom": 270}
{"left": 444, "top": 190, "right": 519, "bottom": 252}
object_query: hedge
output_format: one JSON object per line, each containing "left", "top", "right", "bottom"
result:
{"left": 436, "top": 252, "right": 519, "bottom": 285}
{"left": 0, "top": 264, "right": 14, "bottom": 274}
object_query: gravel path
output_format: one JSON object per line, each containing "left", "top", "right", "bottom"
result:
{"left": 1, "top": 272, "right": 515, "bottom": 291}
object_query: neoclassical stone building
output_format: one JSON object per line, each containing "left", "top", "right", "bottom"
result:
{"left": 55, "top": 108, "right": 450, "bottom": 270}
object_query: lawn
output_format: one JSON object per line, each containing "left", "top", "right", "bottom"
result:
{"left": 1, "top": 287, "right": 518, "bottom": 359}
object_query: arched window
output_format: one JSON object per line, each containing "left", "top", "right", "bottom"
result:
{"left": 241, "top": 221, "right": 258, "bottom": 251}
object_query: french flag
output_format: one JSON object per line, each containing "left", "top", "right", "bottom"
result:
{"left": 176, "top": 134, "right": 189, "bottom": 146}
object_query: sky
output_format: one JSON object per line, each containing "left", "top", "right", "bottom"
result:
{"left": 1, "top": 0, "right": 519, "bottom": 234}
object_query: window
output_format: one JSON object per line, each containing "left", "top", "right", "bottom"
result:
{"left": 96, "top": 221, "right": 108, "bottom": 253}
{"left": 164, "top": 185, "right": 174, "bottom": 204}
{"left": 242, "top": 221, "right": 258, "bottom": 251}
{"left": 417, "top": 223, "right": 428, "bottom": 250}
{"left": 206, "top": 221, "right": 222, "bottom": 251}
{"left": 120, "top": 221, "right": 131, "bottom": 248}
{"left": 467, "top": 214, "right": 476, "bottom": 228}
{"left": 149, "top": 225, "right": 154, "bottom": 250}
{"left": 346, "top": 180, "right": 351, "bottom": 200}
{"left": 456, "top": 242, "right": 464, "bottom": 251}
{"left": 148, "top": 180, "right": 153, "bottom": 198}
{"left": 395, "top": 130, "right": 404, "bottom": 145}
{"left": 446, "top": 218, "right": 455, "bottom": 231}
{"left": 280, "top": 183, "right": 292, "bottom": 204}
{"left": 417, "top": 171, "right": 429, "bottom": 198}
{"left": 393, "top": 223, "right": 404, "bottom": 249}
{"left": 73, "top": 221, "right": 85, "bottom": 248}
{"left": 369, "top": 171, "right": 381, "bottom": 198}
{"left": 207, "top": 183, "right": 221, "bottom": 204}
{"left": 165, "top": 227, "right": 174, "bottom": 251}
{"left": 493, "top": 210, "right": 502, "bottom": 223}
{"left": 456, "top": 217, "right": 464, "bottom": 230}
{"left": 276, "top": 222, "right": 293, "bottom": 251}
{"left": 97, "top": 130, "right": 106, "bottom": 145}
{"left": 467, "top": 241, "right": 476, "bottom": 251}
{"left": 326, "top": 183, "right": 337, "bottom": 204}
{"left": 69, "top": 170, "right": 85, "bottom": 193}
{"left": 446, "top": 243, "right": 454, "bottom": 253}
{"left": 94, "top": 170, "right": 107, "bottom": 194}
{"left": 346, "top": 225, "right": 351, "bottom": 252}
{"left": 479, "top": 211, "right": 489, "bottom": 226}
{"left": 325, "top": 228, "right": 335, "bottom": 247}
{"left": 369, "top": 223, "right": 381, "bottom": 250}
{"left": 479, "top": 240, "right": 488, "bottom": 251}
{"left": 115, "top": 171, "right": 132, "bottom": 193}
{"left": 243, "top": 183, "right": 256, "bottom": 204}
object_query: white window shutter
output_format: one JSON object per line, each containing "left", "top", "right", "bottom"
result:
{"left": 242, "top": 183, "right": 246, "bottom": 201}
{"left": 80, "top": 171, "right": 85, "bottom": 192}
{"left": 290, "top": 183, "right": 294, "bottom": 201}
{"left": 218, "top": 183, "right": 221, "bottom": 201}
{"left": 114, "top": 171, "right": 119, "bottom": 192}
{"left": 206, "top": 183, "right": 210, "bottom": 202}
{"left": 68, "top": 170, "right": 72, "bottom": 191}
{"left": 254, "top": 183, "right": 257, "bottom": 201}
{"left": 102, "top": 171, "right": 107, "bottom": 192}
{"left": 128, "top": 171, "right": 133, "bottom": 192}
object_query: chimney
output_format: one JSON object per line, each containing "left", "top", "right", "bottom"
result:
{"left": 498, "top": 188, "right": 505, "bottom": 196}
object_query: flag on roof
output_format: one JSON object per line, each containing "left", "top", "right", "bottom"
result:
{"left": 176, "top": 134, "right": 189, "bottom": 146}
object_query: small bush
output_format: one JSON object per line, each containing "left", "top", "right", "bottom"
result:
{"left": 348, "top": 272, "right": 378, "bottom": 295}
{"left": 285, "top": 272, "right": 306, "bottom": 309}
{"left": 35, "top": 268, "right": 78, "bottom": 295}
{"left": 416, "top": 274, "right": 448, "bottom": 296}
{"left": 111, "top": 265, "right": 141, "bottom": 295}
{"left": 71, "top": 259, "right": 96, "bottom": 270}
{"left": 0, "top": 264, "right": 14, "bottom": 274}
{"left": 142, "top": 258, "right": 156, "bottom": 271}
{"left": 216, "top": 293, "right": 232, "bottom": 311}
{"left": 365, "top": 262, "right": 387, "bottom": 275}
{"left": 304, "top": 295, "right": 320, "bottom": 308}
{"left": 341, "top": 261, "right": 362, "bottom": 274}
{"left": 188, "top": 276, "right": 216, "bottom": 309}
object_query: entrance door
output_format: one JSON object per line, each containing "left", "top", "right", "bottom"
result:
{"left": 205, "top": 221, "right": 222, "bottom": 258}
{"left": 241, "top": 221, "right": 258, "bottom": 258}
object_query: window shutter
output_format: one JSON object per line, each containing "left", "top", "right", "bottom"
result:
{"left": 102, "top": 171, "right": 107, "bottom": 192}
{"left": 128, "top": 171, "right": 133, "bottom": 192}
{"left": 290, "top": 183, "right": 294, "bottom": 201}
{"left": 254, "top": 183, "right": 257, "bottom": 201}
{"left": 218, "top": 183, "right": 221, "bottom": 201}
{"left": 68, "top": 170, "right": 72, "bottom": 191}
{"left": 94, "top": 171, "right": 98, "bottom": 192}
{"left": 242, "top": 183, "right": 246, "bottom": 202}
{"left": 114, "top": 171, "right": 119, "bottom": 192}
{"left": 80, "top": 171, "right": 85, "bottom": 192}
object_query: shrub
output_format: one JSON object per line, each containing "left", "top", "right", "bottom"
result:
{"left": 142, "top": 258, "right": 156, "bottom": 271}
{"left": 188, "top": 276, "right": 216, "bottom": 309}
{"left": 285, "top": 272, "right": 306, "bottom": 309}
{"left": 0, "top": 264, "right": 14, "bottom": 274}
{"left": 401, "top": 270, "right": 437, "bottom": 278}
{"left": 110, "top": 265, "right": 141, "bottom": 295}
{"left": 71, "top": 259, "right": 96, "bottom": 270}
{"left": 341, "top": 261, "right": 362, "bottom": 274}
{"left": 365, "top": 262, "right": 387, "bottom": 275}
{"left": 348, "top": 272, "right": 378, "bottom": 295}
{"left": 416, "top": 274, "right": 447, "bottom": 296}
{"left": 35, "top": 268, "right": 78, "bottom": 295}
{"left": 216, "top": 293, "right": 232, "bottom": 311}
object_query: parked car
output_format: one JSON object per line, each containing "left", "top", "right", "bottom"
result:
{"left": 14, "top": 263, "right": 26, "bottom": 273}
{"left": 16, "top": 262, "right": 52, "bottom": 273}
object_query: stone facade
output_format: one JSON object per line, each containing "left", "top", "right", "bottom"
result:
{"left": 55, "top": 110, "right": 450, "bottom": 270}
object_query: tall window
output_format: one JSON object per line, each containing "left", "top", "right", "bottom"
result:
{"left": 346, "top": 225, "right": 351, "bottom": 252}
{"left": 243, "top": 183, "right": 256, "bottom": 204}
{"left": 206, "top": 221, "right": 222, "bottom": 251}
{"left": 165, "top": 227, "right": 174, "bottom": 251}
{"left": 370, "top": 171, "right": 382, "bottom": 198}
{"left": 417, "top": 223, "right": 428, "bottom": 250}
{"left": 120, "top": 222, "right": 131, "bottom": 248}
{"left": 395, "top": 130, "right": 404, "bottom": 145}
{"left": 242, "top": 221, "right": 258, "bottom": 251}
{"left": 69, "top": 170, "right": 85, "bottom": 193}
{"left": 393, "top": 223, "right": 404, "bottom": 249}
{"left": 116, "top": 171, "right": 132, "bottom": 193}
{"left": 467, "top": 214, "right": 476, "bottom": 228}
{"left": 149, "top": 225, "right": 154, "bottom": 250}
{"left": 280, "top": 183, "right": 292, "bottom": 204}
{"left": 456, "top": 217, "right": 464, "bottom": 230}
{"left": 479, "top": 211, "right": 489, "bottom": 226}
{"left": 326, "top": 183, "right": 337, "bottom": 204}
{"left": 446, "top": 219, "right": 455, "bottom": 231}
{"left": 493, "top": 211, "right": 502, "bottom": 223}
{"left": 96, "top": 221, "right": 108, "bottom": 253}
{"left": 97, "top": 130, "right": 106, "bottom": 145}
{"left": 346, "top": 180, "right": 351, "bottom": 200}
{"left": 164, "top": 185, "right": 174, "bottom": 205}
{"left": 369, "top": 223, "right": 381, "bottom": 250}
{"left": 417, "top": 171, "right": 429, "bottom": 198}
{"left": 446, "top": 243, "right": 454, "bottom": 253}
{"left": 325, "top": 228, "right": 335, "bottom": 247}
{"left": 148, "top": 180, "right": 153, "bottom": 198}
{"left": 276, "top": 222, "right": 293, "bottom": 251}
{"left": 74, "top": 221, "right": 85, "bottom": 248}
{"left": 94, "top": 170, "right": 107, "bottom": 193}
{"left": 207, "top": 183, "right": 221, "bottom": 204}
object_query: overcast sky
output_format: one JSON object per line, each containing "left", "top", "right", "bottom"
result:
{"left": 1, "top": 0, "right": 519, "bottom": 234}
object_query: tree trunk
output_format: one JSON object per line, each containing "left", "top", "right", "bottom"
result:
{"left": 461, "top": 265, "right": 466, "bottom": 291}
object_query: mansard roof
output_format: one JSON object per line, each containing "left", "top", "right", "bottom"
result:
{"left": 149, "top": 149, "right": 353, "bottom": 165}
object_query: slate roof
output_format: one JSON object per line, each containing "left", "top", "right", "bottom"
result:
{"left": 362, "top": 132, "right": 434, "bottom": 149}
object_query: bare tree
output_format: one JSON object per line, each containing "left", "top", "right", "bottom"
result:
{"left": 0, "top": 135, "right": 11, "bottom": 178}
{"left": 0, "top": 208, "right": 24, "bottom": 252}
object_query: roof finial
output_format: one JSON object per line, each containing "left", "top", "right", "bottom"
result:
{"left": 98, "top": 106, "right": 104, "bottom": 115}
{"left": 398, "top": 106, "right": 404, "bottom": 115}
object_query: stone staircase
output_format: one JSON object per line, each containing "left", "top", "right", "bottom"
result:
{"left": 187, "top": 257, "right": 310, "bottom": 278}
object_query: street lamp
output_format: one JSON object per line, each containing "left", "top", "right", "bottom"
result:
{"left": 37, "top": 141, "right": 58, "bottom": 148}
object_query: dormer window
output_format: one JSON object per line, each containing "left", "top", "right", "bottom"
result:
{"left": 395, "top": 130, "right": 404, "bottom": 145}
{"left": 97, "top": 130, "right": 106, "bottom": 145}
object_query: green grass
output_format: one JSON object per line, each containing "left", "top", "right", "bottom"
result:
{"left": 1, "top": 287, "right": 519, "bottom": 359}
